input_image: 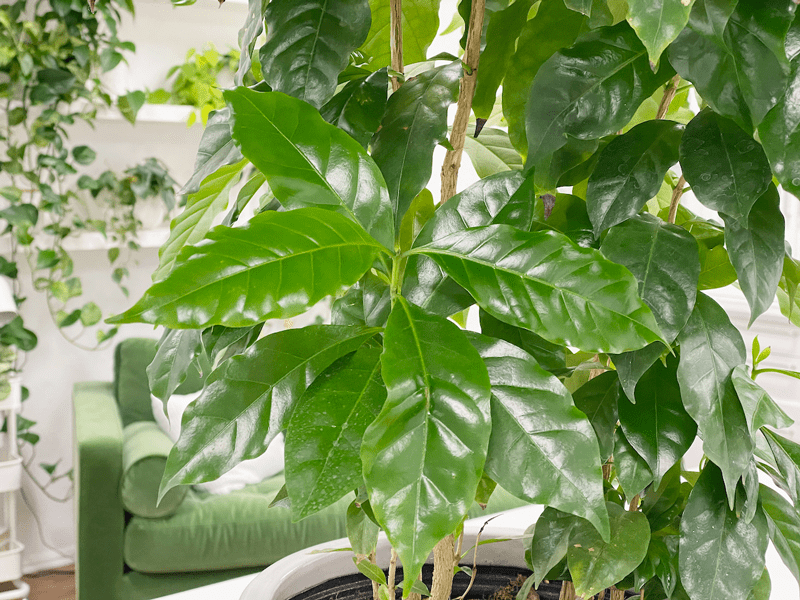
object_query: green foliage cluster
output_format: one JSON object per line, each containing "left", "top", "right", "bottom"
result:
{"left": 114, "top": 1, "right": 800, "bottom": 599}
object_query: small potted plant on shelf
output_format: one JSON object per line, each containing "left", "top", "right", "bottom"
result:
{"left": 111, "top": 0, "right": 800, "bottom": 599}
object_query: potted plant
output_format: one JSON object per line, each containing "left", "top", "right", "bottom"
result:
{"left": 111, "top": 0, "right": 800, "bottom": 598}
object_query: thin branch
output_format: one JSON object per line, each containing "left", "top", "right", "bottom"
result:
{"left": 390, "top": 0, "right": 403, "bottom": 92}
{"left": 656, "top": 75, "right": 681, "bottom": 120}
{"left": 388, "top": 548, "right": 398, "bottom": 596}
{"left": 439, "top": 0, "right": 486, "bottom": 204}
{"left": 667, "top": 175, "right": 687, "bottom": 224}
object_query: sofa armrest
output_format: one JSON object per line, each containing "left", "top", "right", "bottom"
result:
{"left": 73, "top": 382, "right": 125, "bottom": 600}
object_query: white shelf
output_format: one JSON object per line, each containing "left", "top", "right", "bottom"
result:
{"left": 94, "top": 104, "right": 199, "bottom": 125}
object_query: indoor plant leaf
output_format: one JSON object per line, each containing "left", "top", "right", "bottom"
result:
{"left": 676, "top": 292, "right": 751, "bottom": 504}
{"left": 180, "top": 108, "right": 244, "bottom": 196}
{"left": 679, "top": 108, "right": 772, "bottom": 222}
{"left": 571, "top": 371, "right": 621, "bottom": 461}
{"left": 614, "top": 428, "right": 654, "bottom": 499}
{"left": 587, "top": 120, "right": 683, "bottom": 236}
{"left": 370, "top": 61, "right": 461, "bottom": 232}
{"left": 698, "top": 244, "right": 739, "bottom": 290}
{"left": 529, "top": 507, "right": 577, "bottom": 587}
{"left": 679, "top": 462, "right": 769, "bottom": 600}
{"left": 731, "top": 365, "right": 794, "bottom": 439}
{"left": 568, "top": 502, "right": 651, "bottom": 598}
{"left": 234, "top": 0, "right": 266, "bottom": 86}
{"left": 159, "top": 325, "right": 379, "bottom": 498}
{"left": 331, "top": 272, "right": 391, "bottom": 328}
{"left": 411, "top": 224, "right": 666, "bottom": 354}
{"left": 612, "top": 342, "right": 666, "bottom": 402}
{"left": 600, "top": 213, "right": 700, "bottom": 343}
{"left": 147, "top": 328, "right": 203, "bottom": 405}
{"left": 153, "top": 160, "right": 246, "bottom": 282}
{"left": 618, "top": 357, "right": 697, "bottom": 487}
{"left": 462, "top": 127, "right": 523, "bottom": 179}
{"left": 626, "top": 0, "right": 695, "bottom": 64}
{"left": 721, "top": 184, "right": 785, "bottom": 326}
{"left": 564, "top": 0, "right": 592, "bottom": 17}
{"left": 360, "top": 0, "right": 441, "bottom": 68}
{"left": 763, "top": 428, "right": 800, "bottom": 504}
{"left": 525, "top": 21, "right": 672, "bottom": 166}
{"left": 320, "top": 68, "right": 389, "bottom": 148}
{"left": 361, "top": 298, "right": 491, "bottom": 595}
{"left": 285, "top": 346, "right": 387, "bottom": 520}
{"left": 201, "top": 322, "right": 264, "bottom": 366}
{"left": 225, "top": 87, "right": 394, "bottom": 249}
{"left": 259, "top": 0, "right": 372, "bottom": 109}
{"left": 759, "top": 484, "right": 800, "bottom": 584}
{"left": 108, "top": 208, "right": 384, "bottom": 329}
{"left": 469, "top": 332, "right": 610, "bottom": 541}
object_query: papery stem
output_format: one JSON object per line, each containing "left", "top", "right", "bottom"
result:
{"left": 390, "top": 0, "right": 403, "bottom": 91}
{"left": 667, "top": 175, "right": 687, "bottom": 224}
{"left": 431, "top": 534, "right": 457, "bottom": 600}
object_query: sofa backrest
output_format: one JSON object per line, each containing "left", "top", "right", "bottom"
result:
{"left": 113, "top": 337, "right": 204, "bottom": 427}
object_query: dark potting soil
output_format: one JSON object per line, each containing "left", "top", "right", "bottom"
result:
{"left": 286, "top": 565, "right": 638, "bottom": 600}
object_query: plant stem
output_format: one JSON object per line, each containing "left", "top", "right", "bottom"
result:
{"left": 408, "top": 571, "right": 423, "bottom": 600}
{"left": 629, "top": 494, "right": 640, "bottom": 512}
{"left": 369, "top": 551, "right": 380, "bottom": 600}
{"left": 667, "top": 175, "right": 686, "bottom": 224}
{"left": 558, "top": 581, "right": 576, "bottom": 600}
{"left": 431, "top": 534, "right": 456, "bottom": 600}
{"left": 609, "top": 587, "right": 625, "bottom": 600}
{"left": 390, "top": 0, "right": 403, "bottom": 92}
{"left": 656, "top": 75, "right": 681, "bottom": 120}
{"left": 388, "top": 548, "right": 398, "bottom": 597}
{"left": 440, "top": 0, "right": 486, "bottom": 204}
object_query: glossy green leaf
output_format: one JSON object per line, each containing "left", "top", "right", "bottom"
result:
{"left": 568, "top": 502, "right": 651, "bottom": 598}
{"left": 564, "top": 0, "right": 592, "bottom": 16}
{"left": 676, "top": 293, "right": 751, "bottom": 503}
{"left": 109, "top": 208, "right": 382, "bottom": 329}
{"left": 478, "top": 309, "right": 567, "bottom": 375}
{"left": 360, "top": 0, "right": 441, "bottom": 68}
{"left": 601, "top": 213, "right": 700, "bottom": 343}
{"left": 529, "top": 192, "right": 594, "bottom": 245}
{"left": 320, "top": 68, "right": 388, "bottom": 148}
{"left": 679, "top": 462, "right": 769, "bottom": 600}
{"left": 627, "top": 0, "right": 694, "bottom": 64}
{"left": 412, "top": 224, "right": 665, "bottom": 354}
{"left": 201, "top": 323, "right": 264, "bottom": 366}
{"left": 781, "top": 250, "right": 800, "bottom": 319}
{"left": 235, "top": 0, "right": 266, "bottom": 85}
{"left": 462, "top": 127, "right": 523, "bottom": 178}
{"left": 679, "top": 109, "right": 772, "bottom": 222}
{"left": 472, "top": 0, "right": 535, "bottom": 119}
{"left": 160, "top": 325, "right": 378, "bottom": 498}
{"left": 699, "top": 244, "right": 739, "bottom": 290}
{"left": 502, "top": 0, "right": 587, "bottom": 155}
{"left": 371, "top": 61, "right": 461, "bottom": 232}
{"left": 722, "top": 184, "right": 785, "bottom": 325}
{"left": 618, "top": 357, "right": 697, "bottom": 487}
{"left": 147, "top": 329, "right": 203, "bottom": 405}
{"left": 763, "top": 429, "right": 800, "bottom": 504}
{"left": 180, "top": 108, "right": 244, "bottom": 196}
{"left": 587, "top": 121, "right": 683, "bottom": 235}
{"left": 403, "top": 171, "right": 533, "bottom": 316}
{"left": 614, "top": 428, "right": 655, "bottom": 498}
{"left": 571, "top": 371, "right": 620, "bottom": 461}
{"left": 747, "top": 570, "right": 771, "bottom": 600}
{"left": 470, "top": 333, "right": 610, "bottom": 540}
{"left": 347, "top": 499, "right": 380, "bottom": 556}
{"left": 260, "top": 0, "right": 371, "bottom": 109}
{"left": 225, "top": 88, "right": 394, "bottom": 249}
{"left": 760, "top": 484, "right": 800, "bottom": 585}
{"left": 529, "top": 507, "right": 576, "bottom": 587}
{"left": 285, "top": 346, "right": 386, "bottom": 520}
{"left": 154, "top": 160, "right": 246, "bottom": 282}
{"left": 361, "top": 299, "right": 491, "bottom": 595}
{"left": 331, "top": 272, "right": 391, "bottom": 328}
{"left": 398, "top": 189, "right": 435, "bottom": 253}
{"left": 525, "top": 22, "right": 672, "bottom": 165}
{"left": 732, "top": 366, "right": 794, "bottom": 439}
{"left": 612, "top": 342, "right": 665, "bottom": 402}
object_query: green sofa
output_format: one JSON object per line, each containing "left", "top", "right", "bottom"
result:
{"left": 74, "top": 338, "right": 527, "bottom": 600}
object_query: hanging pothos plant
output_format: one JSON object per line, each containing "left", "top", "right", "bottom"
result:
{"left": 113, "top": 0, "right": 800, "bottom": 599}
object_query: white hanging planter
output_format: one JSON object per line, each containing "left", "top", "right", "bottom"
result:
{"left": 0, "top": 377, "right": 22, "bottom": 413}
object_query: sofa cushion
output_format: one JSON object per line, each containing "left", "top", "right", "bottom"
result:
{"left": 121, "top": 422, "right": 188, "bottom": 518}
{"left": 123, "top": 476, "right": 528, "bottom": 574}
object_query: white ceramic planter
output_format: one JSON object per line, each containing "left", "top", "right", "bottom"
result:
{"left": 240, "top": 521, "right": 529, "bottom": 600}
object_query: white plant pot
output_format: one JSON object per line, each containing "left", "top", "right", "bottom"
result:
{"left": 0, "top": 456, "right": 22, "bottom": 496}
{"left": 0, "top": 541, "right": 24, "bottom": 583}
{"left": 240, "top": 522, "right": 528, "bottom": 600}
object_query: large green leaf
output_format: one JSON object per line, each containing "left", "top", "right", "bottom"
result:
{"left": 722, "top": 184, "right": 785, "bottom": 326}
{"left": 679, "top": 109, "right": 772, "bottom": 222}
{"left": 525, "top": 22, "right": 671, "bottom": 165}
{"left": 502, "top": 0, "right": 587, "bottom": 155}
{"left": 676, "top": 293, "right": 751, "bottom": 503}
{"left": 471, "top": 0, "right": 535, "bottom": 119}
{"left": 679, "top": 462, "right": 768, "bottom": 600}
{"left": 159, "top": 325, "right": 379, "bottom": 498}
{"left": 601, "top": 213, "right": 700, "bottom": 343}
{"left": 731, "top": 366, "right": 793, "bottom": 439}
{"left": 259, "top": 0, "right": 371, "bottom": 109}
{"left": 147, "top": 329, "right": 203, "bottom": 405}
{"left": 180, "top": 108, "right": 244, "bottom": 196}
{"left": 568, "top": 502, "right": 651, "bottom": 598}
{"left": 618, "top": 357, "right": 697, "bottom": 487}
{"left": 285, "top": 346, "right": 386, "bottom": 520}
{"left": 361, "top": 299, "right": 491, "bottom": 595}
{"left": 571, "top": 371, "right": 620, "bottom": 461}
{"left": 469, "top": 333, "right": 610, "bottom": 540}
{"left": 331, "top": 272, "right": 391, "bottom": 328}
{"left": 109, "top": 208, "right": 383, "bottom": 329}
{"left": 225, "top": 88, "right": 394, "bottom": 249}
{"left": 360, "top": 0, "right": 441, "bottom": 68}
{"left": 371, "top": 61, "right": 461, "bottom": 232}
{"left": 760, "top": 484, "right": 800, "bottom": 584}
{"left": 626, "top": 0, "right": 694, "bottom": 64}
{"left": 614, "top": 428, "right": 654, "bottom": 498}
{"left": 403, "top": 171, "right": 533, "bottom": 316}
{"left": 320, "top": 68, "right": 388, "bottom": 148}
{"left": 698, "top": 244, "right": 738, "bottom": 290}
{"left": 462, "top": 127, "right": 523, "bottom": 178}
{"left": 587, "top": 120, "right": 683, "bottom": 235}
{"left": 412, "top": 224, "right": 665, "bottom": 353}
{"left": 154, "top": 160, "right": 246, "bottom": 282}
{"left": 529, "top": 507, "right": 577, "bottom": 587}
{"left": 611, "top": 342, "right": 665, "bottom": 402}
{"left": 234, "top": 0, "right": 266, "bottom": 86}
{"left": 763, "top": 429, "right": 800, "bottom": 505}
